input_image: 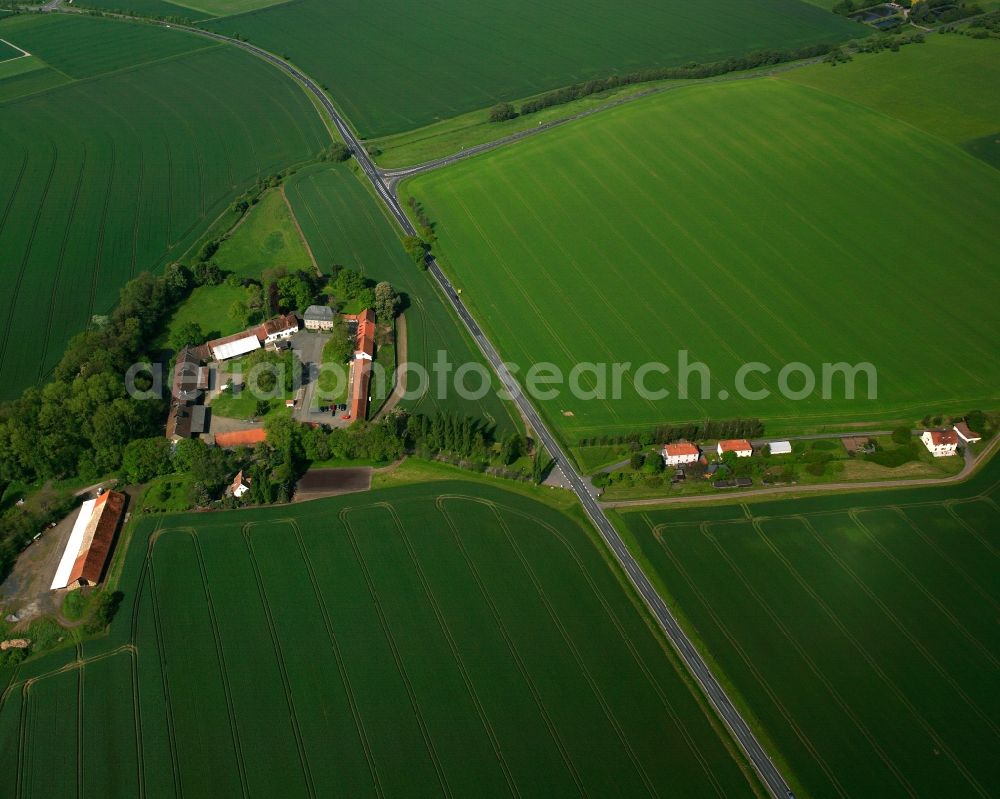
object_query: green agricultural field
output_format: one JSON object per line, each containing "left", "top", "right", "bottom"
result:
{"left": 200, "top": 0, "right": 860, "bottom": 137}
{"left": 0, "top": 14, "right": 328, "bottom": 399}
{"left": 783, "top": 35, "right": 1000, "bottom": 147}
{"left": 173, "top": 0, "right": 287, "bottom": 16}
{"left": 406, "top": 79, "right": 1000, "bottom": 442}
{"left": 614, "top": 454, "right": 1000, "bottom": 797}
{"left": 284, "top": 163, "right": 519, "bottom": 430}
{"left": 214, "top": 188, "right": 314, "bottom": 278}
{"left": 0, "top": 38, "right": 23, "bottom": 62}
{"left": 0, "top": 481, "right": 761, "bottom": 796}
{"left": 75, "top": 0, "right": 216, "bottom": 21}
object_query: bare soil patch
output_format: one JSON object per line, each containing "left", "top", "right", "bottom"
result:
{"left": 293, "top": 467, "right": 373, "bottom": 502}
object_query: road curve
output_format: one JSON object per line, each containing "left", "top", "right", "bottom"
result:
{"left": 55, "top": 11, "right": 794, "bottom": 796}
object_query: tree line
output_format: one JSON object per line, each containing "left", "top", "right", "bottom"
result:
{"left": 488, "top": 43, "right": 837, "bottom": 122}
{"left": 577, "top": 418, "right": 764, "bottom": 448}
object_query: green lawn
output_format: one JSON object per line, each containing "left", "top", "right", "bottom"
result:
{"left": 199, "top": 0, "right": 860, "bottom": 137}
{"left": 0, "top": 14, "right": 327, "bottom": 398}
{"left": 783, "top": 35, "right": 1000, "bottom": 146}
{"left": 214, "top": 188, "right": 314, "bottom": 278}
{"left": 613, "top": 453, "right": 1000, "bottom": 798}
{"left": 161, "top": 281, "right": 246, "bottom": 345}
{"left": 284, "top": 163, "right": 520, "bottom": 431}
{"left": 405, "top": 78, "right": 1000, "bottom": 442}
{"left": 0, "top": 481, "right": 760, "bottom": 796}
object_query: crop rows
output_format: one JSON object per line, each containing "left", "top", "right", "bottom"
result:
{"left": 619, "top": 458, "right": 1000, "bottom": 797}
{"left": 407, "top": 78, "right": 1000, "bottom": 438}
{"left": 0, "top": 481, "right": 761, "bottom": 796}
{"left": 0, "top": 17, "right": 327, "bottom": 397}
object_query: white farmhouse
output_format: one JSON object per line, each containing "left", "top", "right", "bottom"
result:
{"left": 921, "top": 430, "right": 958, "bottom": 457}
{"left": 662, "top": 442, "right": 700, "bottom": 467}
{"left": 717, "top": 439, "right": 753, "bottom": 458}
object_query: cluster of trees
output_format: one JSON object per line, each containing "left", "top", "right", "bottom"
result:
{"left": 316, "top": 142, "right": 351, "bottom": 163}
{"left": 488, "top": 102, "right": 517, "bottom": 122}
{"left": 910, "top": 0, "right": 982, "bottom": 24}
{"left": 855, "top": 31, "right": 924, "bottom": 53}
{"left": 403, "top": 197, "right": 437, "bottom": 267}
{"left": 577, "top": 419, "right": 764, "bottom": 449}
{"left": 506, "top": 44, "right": 835, "bottom": 119}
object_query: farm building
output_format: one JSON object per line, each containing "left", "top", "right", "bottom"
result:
{"left": 343, "top": 309, "right": 376, "bottom": 422}
{"left": 304, "top": 305, "right": 335, "bottom": 331}
{"left": 717, "top": 439, "right": 753, "bottom": 458}
{"left": 662, "top": 442, "right": 700, "bottom": 467}
{"left": 207, "top": 313, "right": 301, "bottom": 361}
{"left": 214, "top": 428, "right": 267, "bottom": 448}
{"left": 166, "top": 347, "right": 209, "bottom": 441}
{"left": 953, "top": 422, "right": 981, "bottom": 444}
{"left": 50, "top": 491, "right": 126, "bottom": 591}
{"left": 921, "top": 430, "right": 958, "bottom": 457}
{"left": 208, "top": 331, "right": 261, "bottom": 362}
{"left": 230, "top": 470, "right": 252, "bottom": 498}
{"left": 259, "top": 313, "right": 300, "bottom": 344}
{"left": 768, "top": 440, "right": 792, "bottom": 455}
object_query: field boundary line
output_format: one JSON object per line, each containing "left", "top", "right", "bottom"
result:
{"left": 945, "top": 502, "right": 1000, "bottom": 560}
{"left": 435, "top": 498, "right": 589, "bottom": 796}
{"left": 280, "top": 184, "right": 319, "bottom": 273}
{"left": 77, "top": 657, "right": 84, "bottom": 798}
{"left": 792, "top": 516, "right": 993, "bottom": 796}
{"left": 287, "top": 518, "right": 385, "bottom": 797}
{"left": 242, "top": 522, "right": 317, "bottom": 798}
{"left": 651, "top": 524, "right": 849, "bottom": 797}
{"left": 857, "top": 507, "right": 1000, "bottom": 663}
{"left": 382, "top": 503, "right": 520, "bottom": 798}
{"left": 339, "top": 507, "right": 453, "bottom": 798}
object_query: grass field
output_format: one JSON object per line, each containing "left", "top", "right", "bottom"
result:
{"left": 200, "top": 0, "right": 860, "bottom": 137}
{"left": 214, "top": 188, "right": 314, "bottom": 278}
{"left": 613, "top": 454, "right": 1000, "bottom": 797}
{"left": 405, "top": 78, "right": 1000, "bottom": 441}
{"left": 784, "top": 35, "right": 1000, "bottom": 147}
{"left": 284, "top": 163, "right": 520, "bottom": 430}
{"left": 0, "top": 481, "right": 761, "bottom": 796}
{"left": 0, "top": 38, "right": 23, "bottom": 62}
{"left": 0, "top": 14, "right": 328, "bottom": 399}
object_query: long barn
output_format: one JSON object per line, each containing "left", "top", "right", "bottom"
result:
{"left": 50, "top": 491, "right": 126, "bottom": 591}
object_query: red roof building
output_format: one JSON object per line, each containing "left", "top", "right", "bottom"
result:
{"left": 662, "top": 442, "right": 700, "bottom": 466}
{"left": 214, "top": 428, "right": 267, "bottom": 448}
{"left": 953, "top": 422, "right": 981, "bottom": 444}
{"left": 51, "top": 491, "right": 126, "bottom": 590}
{"left": 343, "top": 309, "right": 377, "bottom": 423}
{"left": 717, "top": 439, "right": 753, "bottom": 458}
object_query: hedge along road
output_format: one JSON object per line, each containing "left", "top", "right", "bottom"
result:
{"left": 50, "top": 9, "right": 794, "bottom": 796}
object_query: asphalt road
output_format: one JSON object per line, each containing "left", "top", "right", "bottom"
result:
{"left": 51, "top": 10, "right": 794, "bottom": 796}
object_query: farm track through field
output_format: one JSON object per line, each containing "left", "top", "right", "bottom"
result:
{"left": 435, "top": 498, "right": 588, "bottom": 794}
{"left": 0, "top": 146, "right": 57, "bottom": 377}
{"left": 489, "top": 502, "right": 658, "bottom": 796}
{"left": 460, "top": 495, "right": 734, "bottom": 796}
{"left": 36, "top": 145, "right": 86, "bottom": 380}
{"left": 0, "top": 151, "right": 28, "bottom": 242}
{"left": 242, "top": 523, "right": 317, "bottom": 798}
{"left": 382, "top": 503, "right": 520, "bottom": 797}
{"left": 339, "top": 507, "right": 453, "bottom": 797}
{"left": 851, "top": 509, "right": 1000, "bottom": 670}
{"left": 649, "top": 519, "right": 850, "bottom": 796}
{"left": 85, "top": 137, "right": 116, "bottom": 324}
{"left": 287, "top": 519, "right": 384, "bottom": 796}
{"left": 147, "top": 546, "right": 183, "bottom": 799}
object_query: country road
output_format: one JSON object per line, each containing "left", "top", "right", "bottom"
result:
{"left": 53, "top": 9, "right": 798, "bottom": 794}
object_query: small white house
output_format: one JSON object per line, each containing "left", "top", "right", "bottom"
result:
{"left": 768, "top": 440, "right": 792, "bottom": 456}
{"left": 921, "top": 430, "right": 958, "bottom": 457}
{"left": 662, "top": 442, "right": 700, "bottom": 467}
{"left": 953, "top": 422, "right": 981, "bottom": 444}
{"left": 717, "top": 439, "right": 753, "bottom": 458}
{"left": 231, "top": 470, "right": 252, "bottom": 498}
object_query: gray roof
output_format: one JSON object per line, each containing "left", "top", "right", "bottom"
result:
{"left": 190, "top": 405, "right": 208, "bottom": 434}
{"left": 304, "top": 305, "right": 334, "bottom": 322}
